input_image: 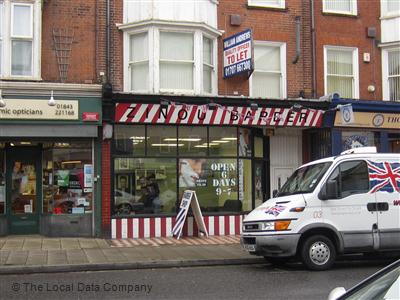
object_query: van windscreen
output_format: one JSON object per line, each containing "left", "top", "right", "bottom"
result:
{"left": 277, "top": 162, "right": 332, "bottom": 196}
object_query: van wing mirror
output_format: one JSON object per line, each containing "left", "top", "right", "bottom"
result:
{"left": 272, "top": 190, "right": 278, "bottom": 198}
{"left": 320, "top": 180, "right": 338, "bottom": 200}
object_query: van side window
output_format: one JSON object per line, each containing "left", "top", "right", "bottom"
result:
{"left": 327, "top": 160, "right": 369, "bottom": 198}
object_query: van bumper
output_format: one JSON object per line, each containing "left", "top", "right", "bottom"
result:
{"left": 241, "top": 234, "right": 301, "bottom": 257}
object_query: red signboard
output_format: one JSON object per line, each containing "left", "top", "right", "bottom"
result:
{"left": 82, "top": 112, "right": 99, "bottom": 122}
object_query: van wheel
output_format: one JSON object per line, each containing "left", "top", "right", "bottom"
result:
{"left": 264, "top": 256, "right": 287, "bottom": 266}
{"left": 301, "top": 235, "right": 336, "bottom": 271}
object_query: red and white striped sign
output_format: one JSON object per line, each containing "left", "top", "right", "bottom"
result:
{"left": 115, "top": 103, "right": 324, "bottom": 127}
{"left": 111, "top": 215, "right": 244, "bottom": 239}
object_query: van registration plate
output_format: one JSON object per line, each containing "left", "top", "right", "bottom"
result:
{"left": 244, "top": 244, "right": 256, "bottom": 252}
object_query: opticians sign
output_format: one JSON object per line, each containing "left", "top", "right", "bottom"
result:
{"left": 115, "top": 103, "right": 324, "bottom": 127}
{"left": 223, "top": 29, "right": 253, "bottom": 78}
{"left": 0, "top": 99, "right": 79, "bottom": 120}
{"left": 334, "top": 112, "right": 400, "bottom": 129}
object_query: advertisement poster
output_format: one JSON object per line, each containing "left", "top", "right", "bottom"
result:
{"left": 84, "top": 164, "right": 93, "bottom": 188}
{"left": 179, "top": 159, "right": 207, "bottom": 188}
{"left": 57, "top": 170, "right": 70, "bottom": 187}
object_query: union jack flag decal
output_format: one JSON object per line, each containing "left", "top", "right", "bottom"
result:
{"left": 367, "top": 160, "right": 400, "bottom": 193}
{"left": 265, "top": 205, "right": 286, "bottom": 217}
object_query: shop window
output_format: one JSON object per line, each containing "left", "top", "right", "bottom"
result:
{"left": 323, "top": 0, "right": 357, "bottom": 15}
{"left": 147, "top": 125, "right": 177, "bottom": 156}
{"left": 43, "top": 145, "right": 93, "bottom": 214}
{"left": 250, "top": 42, "right": 286, "bottom": 99}
{"left": 179, "top": 158, "right": 240, "bottom": 213}
{"left": 254, "top": 136, "right": 263, "bottom": 158}
{"left": 324, "top": 46, "right": 359, "bottom": 99}
{"left": 0, "top": 1, "right": 41, "bottom": 79}
{"left": 239, "top": 128, "right": 252, "bottom": 157}
{"left": 342, "top": 131, "right": 375, "bottom": 151}
{"left": 0, "top": 149, "right": 4, "bottom": 214}
{"left": 178, "top": 126, "right": 208, "bottom": 156}
{"left": 114, "top": 125, "right": 145, "bottom": 155}
{"left": 389, "top": 133, "right": 400, "bottom": 153}
{"left": 113, "top": 158, "right": 177, "bottom": 215}
{"left": 209, "top": 127, "right": 237, "bottom": 156}
{"left": 239, "top": 159, "right": 252, "bottom": 211}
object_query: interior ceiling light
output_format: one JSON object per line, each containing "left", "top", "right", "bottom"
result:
{"left": 211, "top": 140, "right": 231, "bottom": 143}
{"left": 221, "top": 137, "right": 237, "bottom": 141}
{"left": 151, "top": 143, "right": 184, "bottom": 147}
{"left": 164, "top": 138, "right": 202, "bottom": 142}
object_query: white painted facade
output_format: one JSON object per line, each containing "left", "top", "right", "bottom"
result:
{"left": 269, "top": 128, "right": 302, "bottom": 196}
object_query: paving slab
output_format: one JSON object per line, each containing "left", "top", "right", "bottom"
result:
{"left": 42, "top": 239, "right": 61, "bottom": 250}
{"left": 0, "top": 250, "right": 10, "bottom": 265}
{"left": 26, "top": 250, "right": 48, "bottom": 265}
{"left": 78, "top": 238, "right": 100, "bottom": 249}
{"left": 2, "top": 239, "right": 24, "bottom": 250}
{"left": 5, "top": 250, "right": 29, "bottom": 265}
{"left": 60, "top": 239, "right": 80, "bottom": 250}
{"left": 83, "top": 248, "right": 108, "bottom": 263}
{"left": 101, "top": 248, "right": 129, "bottom": 263}
{"left": 0, "top": 239, "right": 6, "bottom": 249}
{"left": 47, "top": 250, "right": 68, "bottom": 265}
{"left": 22, "top": 239, "right": 43, "bottom": 250}
{"left": 66, "top": 249, "right": 89, "bottom": 265}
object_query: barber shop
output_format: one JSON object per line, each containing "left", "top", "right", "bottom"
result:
{"left": 0, "top": 84, "right": 102, "bottom": 237}
{"left": 106, "top": 95, "right": 328, "bottom": 239}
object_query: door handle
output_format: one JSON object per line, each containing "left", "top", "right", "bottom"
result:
{"left": 377, "top": 202, "right": 389, "bottom": 211}
{"left": 367, "top": 203, "right": 377, "bottom": 212}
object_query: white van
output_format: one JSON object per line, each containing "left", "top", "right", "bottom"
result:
{"left": 241, "top": 147, "right": 400, "bottom": 270}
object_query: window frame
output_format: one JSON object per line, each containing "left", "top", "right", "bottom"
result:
{"left": 382, "top": 47, "right": 400, "bottom": 101}
{"left": 123, "top": 24, "right": 218, "bottom": 95}
{"left": 324, "top": 45, "right": 359, "bottom": 99}
{"left": 249, "top": 40, "right": 287, "bottom": 99}
{"left": 0, "top": 0, "right": 41, "bottom": 79}
{"left": 322, "top": 0, "right": 358, "bottom": 16}
{"left": 247, "top": 0, "right": 285, "bottom": 9}
{"left": 325, "top": 160, "right": 370, "bottom": 199}
{"left": 381, "top": 0, "right": 400, "bottom": 18}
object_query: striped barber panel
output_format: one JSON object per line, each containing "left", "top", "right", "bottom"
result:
{"left": 109, "top": 235, "right": 241, "bottom": 248}
{"left": 111, "top": 215, "right": 244, "bottom": 239}
{"left": 115, "top": 103, "right": 325, "bottom": 127}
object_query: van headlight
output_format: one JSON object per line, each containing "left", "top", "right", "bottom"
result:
{"left": 260, "top": 222, "right": 275, "bottom": 231}
{"left": 261, "top": 221, "right": 291, "bottom": 231}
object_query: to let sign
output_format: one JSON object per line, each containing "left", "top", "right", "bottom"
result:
{"left": 223, "top": 29, "right": 253, "bottom": 78}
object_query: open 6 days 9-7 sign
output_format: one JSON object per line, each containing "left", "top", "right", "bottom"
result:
{"left": 223, "top": 29, "right": 253, "bottom": 78}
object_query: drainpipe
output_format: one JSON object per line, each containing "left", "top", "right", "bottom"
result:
{"left": 311, "top": 0, "right": 316, "bottom": 98}
{"left": 292, "top": 16, "right": 301, "bottom": 64}
{"left": 106, "top": 0, "right": 111, "bottom": 83}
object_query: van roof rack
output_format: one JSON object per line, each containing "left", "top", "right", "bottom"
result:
{"left": 340, "top": 146, "right": 377, "bottom": 155}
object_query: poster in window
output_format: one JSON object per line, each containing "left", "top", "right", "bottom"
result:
{"left": 117, "top": 174, "right": 130, "bottom": 193}
{"left": 118, "top": 158, "right": 129, "bottom": 170}
{"left": 179, "top": 159, "right": 207, "bottom": 188}
{"left": 84, "top": 164, "right": 93, "bottom": 188}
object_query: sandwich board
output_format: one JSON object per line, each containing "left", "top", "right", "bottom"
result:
{"left": 172, "top": 190, "right": 208, "bottom": 239}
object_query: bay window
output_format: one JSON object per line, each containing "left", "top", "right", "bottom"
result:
{"left": 123, "top": 23, "right": 217, "bottom": 95}
{"left": 324, "top": 46, "right": 359, "bottom": 99}
{"left": 382, "top": 48, "right": 400, "bottom": 101}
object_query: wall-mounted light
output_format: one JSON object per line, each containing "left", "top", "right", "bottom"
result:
{"left": 0, "top": 90, "right": 6, "bottom": 108}
{"left": 250, "top": 102, "right": 258, "bottom": 111}
{"left": 207, "top": 102, "right": 218, "bottom": 110}
{"left": 48, "top": 90, "right": 56, "bottom": 106}
{"left": 160, "top": 100, "right": 169, "bottom": 108}
{"left": 291, "top": 104, "right": 303, "bottom": 112}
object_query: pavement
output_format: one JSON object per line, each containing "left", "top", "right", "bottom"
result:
{"left": 0, "top": 235, "right": 264, "bottom": 275}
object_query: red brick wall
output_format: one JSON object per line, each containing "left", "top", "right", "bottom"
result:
{"left": 314, "top": 0, "right": 382, "bottom": 100}
{"left": 101, "top": 137, "right": 111, "bottom": 237}
{"left": 217, "top": 1, "right": 313, "bottom": 98}
{"left": 109, "top": 0, "right": 124, "bottom": 91}
{"left": 41, "top": 0, "right": 99, "bottom": 84}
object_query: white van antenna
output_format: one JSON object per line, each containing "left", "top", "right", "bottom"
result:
{"left": 340, "top": 146, "right": 377, "bottom": 155}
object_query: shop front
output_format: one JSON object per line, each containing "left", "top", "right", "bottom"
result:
{"left": 0, "top": 87, "right": 102, "bottom": 237}
{"left": 329, "top": 99, "right": 400, "bottom": 154}
{"left": 108, "top": 97, "right": 326, "bottom": 239}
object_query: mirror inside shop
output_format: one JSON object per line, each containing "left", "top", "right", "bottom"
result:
{"left": 0, "top": 142, "right": 93, "bottom": 215}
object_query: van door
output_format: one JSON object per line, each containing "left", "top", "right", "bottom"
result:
{"left": 368, "top": 159, "right": 400, "bottom": 250}
{"left": 321, "top": 160, "right": 378, "bottom": 251}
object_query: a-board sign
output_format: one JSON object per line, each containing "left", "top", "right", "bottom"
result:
{"left": 172, "top": 190, "right": 208, "bottom": 239}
